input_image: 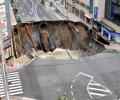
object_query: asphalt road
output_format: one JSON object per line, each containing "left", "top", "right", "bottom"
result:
{"left": 15, "top": 0, "right": 65, "bottom": 22}
{"left": 17, "top": 52, "right": 120, "bottom": 100}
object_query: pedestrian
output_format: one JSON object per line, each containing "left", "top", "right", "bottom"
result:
{"left": 50, "top": 2, "right": 53, "bottom": 7}
{"left": 41, "top": 0, "right": 45, "bottom": 6}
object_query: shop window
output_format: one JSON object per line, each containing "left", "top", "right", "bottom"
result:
{"left": 86, "top": 17, "right": 91, "bottom": 24}
{"left": 86, "top": 5, "right": 90, "bottom": 11}
{"left": 89, "top": 7, "right": 93, "bottom": 13}
{"left": 80, "top": 10, "right": 85, "bottom": 20}
{"left": 105, "top": 0, "right": 120, "bottom": 26}
{"left": 75, "top": 8, "right": 79, "bottom": 17}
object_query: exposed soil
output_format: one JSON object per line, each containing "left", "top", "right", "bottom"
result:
{"left": 12, "top": 21, "right": 106, "bottom": 58}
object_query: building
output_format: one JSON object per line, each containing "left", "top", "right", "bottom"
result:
{"left": 100, "top": 0, "right": 120, "bottom": 41}
{"left": 65, "top": 0, "right": 105, "bottom": 25}
{"left": 65, "top": 0, "right": 94, "bottom": 25}
{"left": 96, "top": 0, "right": 120, "bottom": 42}
{"left": 65, "top": 0, "right": 120, "bottom": 42}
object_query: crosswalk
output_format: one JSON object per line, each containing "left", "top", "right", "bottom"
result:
{"left": 0, "top": 71, "right": 23, "bottom": 97}
{"left": 87, "top": 80, "right": 112, "bottom": 99}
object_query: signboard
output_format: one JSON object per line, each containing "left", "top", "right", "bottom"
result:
{"left": 0, "top": 1, "right": 13, "bottom": 61}
{"left": 0, "top": 5, "right": 8, "bottom": 37}
{"left": 4, "top": 46, "right": 12, "bottom": 59}
{"left": 94, "top": 7, "right": 98, "bottom": 20}
{"left": 89, "top": 0, "right": 93, "bottom": 13}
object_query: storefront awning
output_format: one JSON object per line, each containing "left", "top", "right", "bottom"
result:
{"left": 99, "top": 21, "right": 115, "bottom": 31}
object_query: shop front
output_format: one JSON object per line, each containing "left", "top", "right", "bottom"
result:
{"left": 100, "top": 23, "right": 120, "bottom": 42}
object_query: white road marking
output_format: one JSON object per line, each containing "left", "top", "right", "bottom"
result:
{"left": 73, "top": 97, "right": 75, "bottom": 100}
{"left": 0, "top": 89, "right": 4, "bottom": 92}
{"left": 88, "top": 87, "right": 111, "bottom": 92}
{"left": 0, "top": 84, "right": 3, "bottom": 86}
{"left": 7, "top": 76, "right": 20, "bottom": 80}
{"left": 71, "top": 91, "right": 74, "bottom": 96}
{"left": 8, "top": 71, "right": 19, "bottom": 74}
{"left": 87, "top": 79, "right": 112, "bottom": 99}
{"left": 0, "top": 94, "right": 5, "bottom": 97}
{"left": 9, "top": 86, "right": 22, "bottom": 90}
{"left": 9, "top": 88, "right": 23, "bottom": 93}
{"left": 8, "top": 78, "right": 20, "bottom": 82}
{"left": 9, "top": 83, "right": 21, "bottom": 87}
{"left": 11, "top": 80, "right": 21, "bottom": 84}
{"left": 7, "top": 73, "right": 19, "bottom": 77}
{"left": 0, "top": 91, "right": 5, "bottom": 95}
{"left": 89, "top": 92, "right": 106, "bottom": 97}
{"left": 72, "top": 79, "right": 76, "bottom": 83}
{"left": 75, "top": 72, "right": 93, "bottom": 78}
{"left": 10, "top": 91, "right": 23, "bottom": 96}
{"left": 89, "top": 81, "right": 102, "bottom": 86}
{"left": 71, "top": 72, "right": 112, "bottom": 100}
{"left": 0, "top": 72, "right": 23, "bottom": 97}
{"left": 0, "top": 86, "right": 4, "bottom": 89}
{"left": 0, "top": 79, "right": 3, "bottom": 82}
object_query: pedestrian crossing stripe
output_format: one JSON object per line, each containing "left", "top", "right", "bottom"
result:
{"left": 87, "top": 80, "right": 112, "bottom": 99}
{"left": 0, "top": 71, "right": 23, "bottom": 97}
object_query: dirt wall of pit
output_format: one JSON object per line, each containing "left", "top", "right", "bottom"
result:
{"left": 12, "top": 21, "right": 106, "bottom": 58}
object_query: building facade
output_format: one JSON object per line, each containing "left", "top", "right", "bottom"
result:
{"left": 65, "top": 0, "right": 94, "bottom": 25}
{"left": 105, "top": 0, "right": 120, "bottom": 26}
{"left": 100, "top": 0, "right": 120, "bottom": 41}
{"left": 65, "top": 0, "right": 120, "bottom": 41}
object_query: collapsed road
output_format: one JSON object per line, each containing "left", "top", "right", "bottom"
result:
{"left": 12, "top": 21, "right": 109, "bottom": 59}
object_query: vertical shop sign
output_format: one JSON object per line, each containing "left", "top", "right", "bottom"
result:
{"left": 94, "top": 7, "right": 98, "bottom": 20}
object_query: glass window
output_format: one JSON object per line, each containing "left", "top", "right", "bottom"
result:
{"left": 75, "top": 8, "right": 79, "bottom": 17}
{"left": 86, "top": 5, "right": 90, "bottom": 11}
{"left": 105, "top": 0, "right": 120, "bottom": 26}
{"left": 80, "top": 2, "right": 85, "bottom": 8}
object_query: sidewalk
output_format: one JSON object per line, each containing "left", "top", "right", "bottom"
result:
{"left": 44, "top": 1, "right": 66, "bottom": 20}
{"left": 52, "top": 2, "right": 91, "bottom": 27}
{"left": 105, "top": 43, "right": 120, "bottom": 51}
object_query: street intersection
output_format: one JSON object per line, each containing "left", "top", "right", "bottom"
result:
{"left": 17, "top": 52, "right": 120, "bottom": 100}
